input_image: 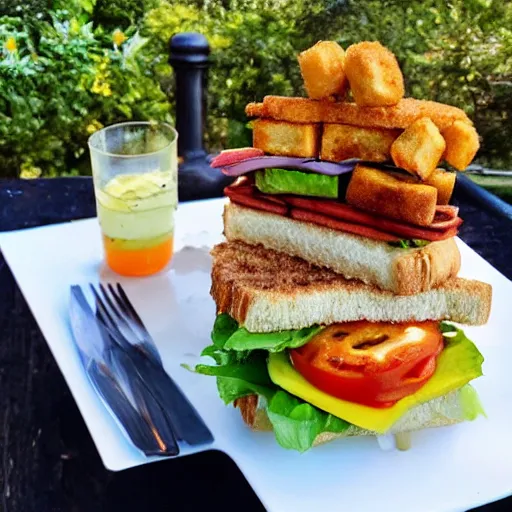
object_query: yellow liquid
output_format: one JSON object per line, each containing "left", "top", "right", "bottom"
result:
{"left": 95, "top": 170, "right": 177, "bottom": 276}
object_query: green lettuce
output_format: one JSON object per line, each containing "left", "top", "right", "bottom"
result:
{"left": 224, "top": 325, "right": 322, "bottom": 353}
{"left": 212, "top": 313, "right": 322, "bottom": 353}
{"left": 186, "top": 315, "right": 352, "bottom": 451}
{"left": 186, "top": 316, "right": 485, "bottom": 452}
{"left": 267, "top": 391, "right": 350, "bottom": 452}
{"left": 255, "top": 168, "right": 338, "bottom": 198}
{"left": 389, "top": 239, "right": 430, "bottom": 249}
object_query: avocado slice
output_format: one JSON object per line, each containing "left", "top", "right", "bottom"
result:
{"left": 255, "top": 168, "right": 338, "bottom": 198}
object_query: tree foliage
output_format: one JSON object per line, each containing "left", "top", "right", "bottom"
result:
{"left": 0, "top": 11, "right": 170, "bottom": 177}
{"left": 0, "top": 0, "right": 511, "bottom": 177}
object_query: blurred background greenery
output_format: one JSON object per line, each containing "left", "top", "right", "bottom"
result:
{"left": 1, "top": 0, "right": 511, "bottom": 189}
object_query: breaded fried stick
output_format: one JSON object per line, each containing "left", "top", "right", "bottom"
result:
{"left": 245, "top": 96, "right": 470, "bottom": 131}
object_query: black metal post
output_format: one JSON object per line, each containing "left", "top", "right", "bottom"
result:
{"left": 169, "top": 32, "right": 232, "bottom": 201}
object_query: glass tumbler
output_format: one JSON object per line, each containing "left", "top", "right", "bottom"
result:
{"left": 88, "top": 122, "right": 178, "bottom": 277}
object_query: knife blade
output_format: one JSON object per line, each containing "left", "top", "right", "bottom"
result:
{"left": 69, "top": 285, "right": 179, "bottom": 456}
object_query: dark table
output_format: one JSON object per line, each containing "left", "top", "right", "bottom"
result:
{"left": 0, "top": 177, "right": 511, "bottom": 512}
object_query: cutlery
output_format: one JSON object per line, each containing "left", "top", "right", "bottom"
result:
{"left": 90, "top": 283, "right": 214, "bottom": 447}
{"left": 70, "top": 285, "right": 179, "bottom": 456}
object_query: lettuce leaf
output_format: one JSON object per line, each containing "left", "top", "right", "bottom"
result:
{"left": 187, "top": 316, "right": 485, "bottom": 452}
{"left": 388, "top": 239, "right": 430, "bottom": 249}
{"left": 267, "top": 391, "right": 350, "bottom": 452}
{"left": 188, "top": 315, "right": 351, "bottom": 451}
{"left": 224, "top": 324, "right": 322, "bottom": 352}
{"left": 255, "top": 168, "right": 338, "bottom": 198}
{"left": 211, "top": 312, "right": 322, "bottom": 352}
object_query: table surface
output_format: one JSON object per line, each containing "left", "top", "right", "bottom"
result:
{"left": 0, "top": 176, "right": 511, "bottom": 512}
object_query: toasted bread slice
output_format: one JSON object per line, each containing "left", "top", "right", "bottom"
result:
{"left": 390, "top": 118, "right": 446, "bottom": 180}
{"left": 298, "top": 41, "right": 347, "bottom": 100}
{"left": 320, "top": 124, "right": 400, "bottom": 162}
{"left": 253, "top": 119, "right": 320, "bottom": 158}
{"left": 235, "top": 392, "right": 467, "bottom": 444}
{"left": 345, "top": 41, "right": 405, "bottom": 107}
{"left": 223, "top": 203, "right": 466, "bottom": 296}
{"left": 212, "top": 239, "right": 490, "bottom": 331}
{"left": 346, "top": 164, "right": 438, "bottom": 226}
{"left": 245, "top": 96, "right": 471, "bottom": 131}
{"left": 442, "top": 120, "right": 480, "bottom": 170}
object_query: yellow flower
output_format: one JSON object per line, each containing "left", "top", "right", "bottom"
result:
{"left": 91, "top": 78, "right": 112, "bottom": 97}
{"left": 112, "top": 29, "right": 127, "bottom": 47}
{"left": 4, "top": 37, "right": 17, "bottom": 53}
{"left": 20, "top": 161, "right": 42, "bottom": 179}
{"left": 86, "top": 120, "right": 104, "bottom": 134}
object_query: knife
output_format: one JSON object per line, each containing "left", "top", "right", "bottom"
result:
{"left": 69, "top": 285, "right": 179, "bottom": 456}
{"left": 96, "top": 309, "right": 214, "bottom": 447}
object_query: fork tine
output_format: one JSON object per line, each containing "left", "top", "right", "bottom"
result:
{"left": 100, "top": 284, "right": 142, "bottom": 341}
{"left": 90, "top": 284, "right": 117, "bottom": 329}
{"left": 98, "top": 283, "right": 123, "bottom": 321}
{"left": 92, "top": 284, "right": 137, "bottom": 354}
{"left": 115, "top": 283, "right": 148, "bottom": 332}
{"left": 107, "top": 283, "right": 132, "bottom": 318}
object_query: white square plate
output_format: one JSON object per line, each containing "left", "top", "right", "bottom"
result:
{"left": 1, "top": 197, "right": 512, "bottom": 512}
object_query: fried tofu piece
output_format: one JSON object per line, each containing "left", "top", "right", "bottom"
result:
{"left": 253, "top": 119, "right": 320, "bottom": 158}
{"left": 346, "top": 164, "right": 437, "bottom": 227}
{"left": 390, "top": 118, "right": 446, "bottom": 180}
{"left": 320, "top": 124, "right": 400, "bottom": 162}
{"left": 245, "top": 97, "right": 470, "bottom": 131}
{"left": 424, "top": 168, "right": 456, "bottom": 205}
{"left": 298, "top": 41, "right": 348, "bottom": 100}
{"left": 442, "top": 120, "right": 480, "bottom": 170}
{"left": 344, "top": 42, "right": 405, "bottom": 107}
{"left": 389, "top": 168, "right": 456, "bottom": 205}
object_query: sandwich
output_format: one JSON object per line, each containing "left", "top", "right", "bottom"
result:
{"left": 191, "top": 240, "right": 490, "bottom": 452}
{"left": 188, "top": 40, "right": 492, "bottom": 452}
{"left": 210, "top": 41, "right": 480, "bottom": 296}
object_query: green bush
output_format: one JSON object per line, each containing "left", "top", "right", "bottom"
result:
{"left": 0, "top": 0, "right": 511, "bottom": 177}
{"left": 0, "top": 10, "right": 171, "bottom": 177}
{"left": 139, "top": 0, "right": 512, "bottom": 166}
{"left": 92, "top": 0, "right": 158, "bottom": 30}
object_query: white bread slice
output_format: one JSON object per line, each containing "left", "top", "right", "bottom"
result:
{"left": 223, "top": 202, "right": 461, "bottom": 296}
{"left": 211, "top": 241, "right": 492, "bottom": 332}
{"left": 235, "top": 389, "right": 471, "bottom": 446}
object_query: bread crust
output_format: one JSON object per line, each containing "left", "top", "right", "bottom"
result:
{"left": 393, "top": 237, "right": 461, "bottom": 295}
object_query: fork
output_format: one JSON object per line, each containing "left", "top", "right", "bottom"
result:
{"left": 90, "top": 283, "right": 214, "bottom": 447}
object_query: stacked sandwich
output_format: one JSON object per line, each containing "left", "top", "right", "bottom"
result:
{"left": 192, "top": 41, "right": 492, "bottom": 452}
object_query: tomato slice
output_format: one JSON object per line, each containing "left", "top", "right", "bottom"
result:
{"left": 289, "top": 321, "right": 444, "bottom": 408}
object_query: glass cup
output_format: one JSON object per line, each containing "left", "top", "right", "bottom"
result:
{"left": 88, "top": 122, "right": 178, "bottom": 277}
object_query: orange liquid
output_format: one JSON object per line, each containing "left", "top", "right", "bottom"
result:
{"left": 103, "top": 235, "right": 173, "bottom": 277}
